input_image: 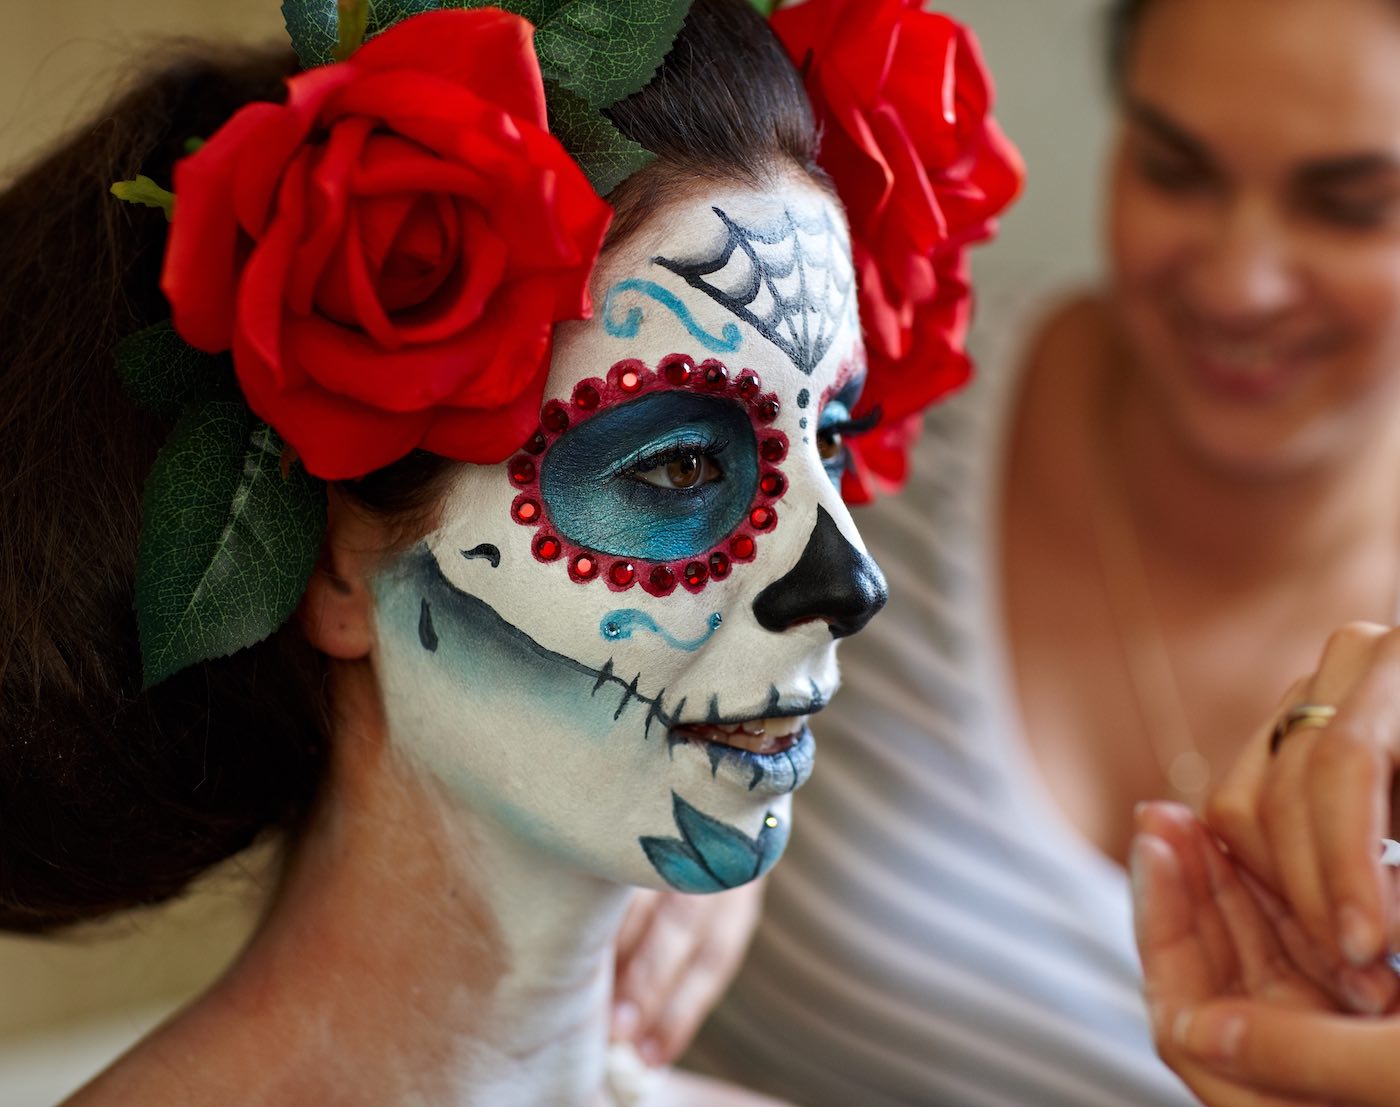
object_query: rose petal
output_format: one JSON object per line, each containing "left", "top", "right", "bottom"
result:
{"left": 287, "top": 115, "right": 375, "bottom": 316}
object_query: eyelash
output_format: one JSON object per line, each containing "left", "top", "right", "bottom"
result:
{"left": 618, "top": 435, "right": 728, "bottom": 480}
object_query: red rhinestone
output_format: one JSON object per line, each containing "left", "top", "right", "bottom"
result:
{"left": 661, "top": 354, "right": 695, "bottom": 386}
{"left": 509, "top": 456, "right": 537, "bottom": 485}
{"left": 760, "top": 472, "right": 786, "bottom": 497}
{"left": 513, "top": 498, "right": 541, "bottom": 524}
{"left": 542, "top": 401, "right": 570, "bottom": 434}
{"left": 571, "top": 554, "right": 599, "bottom": 582}
{"left": 609, "top": 562, "right": 637, "bottom": 588}
{"left": 573, "top": 382, "right": 601, "bottom": 410}
{"left": 749, "top": 506, "right": 776, "bottom": 531}
{"left": 731, "top": 535, "right": 757, "bottom": 561}
{"left": 649, "top": 566, "right": 677, "bottom": 594}
{"left": 755, "top": 397, "right": 780, "bottom": 423}
{"left": 533, "top": 534, "right": 562, "bottom": 561}
{"left": 702, "top": 362, "right": 729, "bottom": 389}
{"left": 684, "top": 561, "right": 709, "bottom": 588}
{"left": 709, "top": 551, "right": 732, "bottom": 579}
{"left": 619, "top": 369, "right": 642, "bottom": 392}
{"left": 760, "top": 437, "right": 787, "bottom": 463}
{"left": 735, "top": 372, "right": 761, "bottom": 400}
{"left": 524, "top": 430, "right": 548, "bottom": 455}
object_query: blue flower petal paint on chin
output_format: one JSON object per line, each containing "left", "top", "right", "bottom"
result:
{"left": 640, "top": 792, "right": 788, "bottom": 893}
{"left": 540, "top": 391, "right": 759, "bottom": 563}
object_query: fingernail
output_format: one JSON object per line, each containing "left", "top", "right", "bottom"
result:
{"left": 639, "top": 1037, "right": 664, "bottom": 1067}
{"left": 1340, "top": 966, "right": 1388, "bottom": 1015}
{"left": 611, "top": 1000, "right": 640, "bottom": 1042}
{"left": 1134, "top": 801, "right": 1148, "bottom": 823}
{"left": 1338, "top": 902, "right": 1382, "bottom": 968}
{"left": 1175, "top": 1008, "right": 1245, "bottom": 1064}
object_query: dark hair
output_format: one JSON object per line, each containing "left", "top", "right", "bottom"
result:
{"left": 1107, "top": 0, "right": 1151, "bottom": 90}
{"left": 0, "top": 0, "right": 818, "bottom": 933}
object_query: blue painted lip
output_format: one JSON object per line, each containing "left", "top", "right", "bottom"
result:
{"left": 668, "top": 721, "right": 817, "bottom": 796}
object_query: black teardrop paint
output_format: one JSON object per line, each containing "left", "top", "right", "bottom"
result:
{"left": 418, "top": 598, "right": 439, "bottom": 652}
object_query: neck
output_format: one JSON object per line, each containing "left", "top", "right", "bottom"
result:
{"left": 1103, "top": 356, "right": 1400, "bottom": 593}
{"left": 87, "top": 661, "right": 629, "bottom": 1107}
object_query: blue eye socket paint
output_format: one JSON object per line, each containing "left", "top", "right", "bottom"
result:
{"left": 541, "top": 391, "right": 758, "bottom": 563}
{"left": 815, "top": 373, "right": 868, "bottom": 487}
{"left": 600, "top": 610, "right": 723, "bottom": 651}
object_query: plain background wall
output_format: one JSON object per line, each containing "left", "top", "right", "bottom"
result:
{"left": 0, "top": 2, "right": 1114, "bottom": 1102}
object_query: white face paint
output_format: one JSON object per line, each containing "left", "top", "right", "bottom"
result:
{"left": 373, "top": 180, "right": 885, "bottom": 892}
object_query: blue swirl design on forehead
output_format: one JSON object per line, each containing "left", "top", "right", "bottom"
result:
{"left": 602, "top": 279, "right": 742, "bottom": 353}
{"left": 540, "top": 390, "right": 758, "bottom": 564}
{"left": 601, "top": 610, "right": 722, "bottom": 652}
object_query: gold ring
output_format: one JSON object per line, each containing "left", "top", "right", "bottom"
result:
{"left": 1270, "top": 703, "right": 1338, "bottom": 755}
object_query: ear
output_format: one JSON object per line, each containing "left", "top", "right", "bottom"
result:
{"left": 298, "top": 489, "right": 385, "bottom": 660}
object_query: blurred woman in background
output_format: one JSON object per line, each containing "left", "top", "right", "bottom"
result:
{"left": 675, "top": 0, "right": 1400, "bottom": 1102}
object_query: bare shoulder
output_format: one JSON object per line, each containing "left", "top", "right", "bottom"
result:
{"left": 642, "top": 1069, "right": 794, "bottom": 1107}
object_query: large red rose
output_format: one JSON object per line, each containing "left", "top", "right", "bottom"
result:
{"left": 772, "top": 0, "right": 1023, "bottom": 501}
{"left": 163, "top": 9, "right": 612, "bottom": 480}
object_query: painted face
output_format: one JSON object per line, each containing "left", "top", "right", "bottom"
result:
{"left": 1110, "top": 0, "right": 1400, "bottom": 475}
{"left": 372, "top": 180, "right": 886, "bottom": 892}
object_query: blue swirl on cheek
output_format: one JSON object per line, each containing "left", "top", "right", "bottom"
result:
{"left": 602, "top": 279, "right": 743, "bottom": 354}
{"left": 540, "top": 391, "right": 759, "bottom": 563}
{"left": 601, "top": 610, "right": 723, "bottom": 651}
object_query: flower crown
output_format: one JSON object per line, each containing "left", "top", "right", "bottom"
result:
{"left": 111, "top": 0, "right": 1022, "bottom": 687}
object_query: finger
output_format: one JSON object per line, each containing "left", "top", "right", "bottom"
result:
{"left": 1303, "top": 634, "right": 1400, "bottom": 967}
{"left": 617, "top": 900, "right": 701, "bottom": 1047}
{"left": 1175, "top": 1000, "right": 1400, "bottom": 1107}
{"left": 615, "top": 889, "right": 663, "bottom": 962}
{"left": 644, "top": 938, "right": 732, "bottom": 1066}
{"left": 1207, "top": 679, "right": 1311, "bottom": 890}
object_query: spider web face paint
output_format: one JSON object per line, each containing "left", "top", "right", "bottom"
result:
{"left": 370, "top": 182, "right": 884, "bottom": 894}
{"left": 654, "top": 206, "right": 858, "bottom": 376}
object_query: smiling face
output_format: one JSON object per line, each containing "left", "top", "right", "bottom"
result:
{"left": 1109, "top": 0, "right": 1400, "bottom": 475}
{"left": 371, "top": 178, "right": 886, "bottom": 892}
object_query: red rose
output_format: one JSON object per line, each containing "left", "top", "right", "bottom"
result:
{"left": 163, "top": 9, "right": 612, "bottom": 480}
{"left": 772, "top": 0, "right": 1023, "bottom": 501}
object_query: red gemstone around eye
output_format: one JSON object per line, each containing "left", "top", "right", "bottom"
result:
{"left": 760, "top": 437, "right": 787, "bottom": 463}
{"left": 735, "top": 372, "right": 760, "bottom": 400}
{"left": 649, "top": 566, "right": 677, "bottom": 594}
{"left": 573, "top": 383, "right": 600, "bottom": 410}
{"left": 524, "top": 431, "right": 548, "bottom": 455}
{"left": 731, "top": 535, "right": 756, "bottom": 561}
{"left": 542, "top": 402, "right": 570, "bottom": 434}
{"left": 513, "top": 498, "right": 541, "bottom": 524}
{"left": 571, "top": 555, "right": 599, "bottom": 582}
{"left": 661, "top": 354, "right": 695, "bottom": 386}
{"left": 534, "top": 534, "right": 562, "bottom": 561}
{"left": 702, "top": 362, "right": 729, "bottom": 389}
{"left": 709, "top": 551, "right": 732, "bottom": 579}
{"left": 760, "top": 472, "right": 786, "bottom": 497}
{"left": 610, "top": 562, "right": 637, "bottom": 587}
{"left": 619, "top": 369, "right": 642, "bottom": 392}
{"left": 749, "top": 506, "right": 776, "bottom": 531}
{"left": 509, "top": 457, "right": 537, "bottom": 485}
{"left": 755, "top": 398, "right": 780, "bottom": 423}
{"left": 684, "top": 561, "right": 709, "bottom": 588}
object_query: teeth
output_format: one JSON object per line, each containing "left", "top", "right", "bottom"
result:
{"left": 674, "top": 715, "right": 806, "bottom": 756}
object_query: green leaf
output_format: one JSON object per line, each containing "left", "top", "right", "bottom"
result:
{"left": 334, "top": 0, "right": 371, "bottom": 60}
{"left": 182, "top": 136, "right": 206, "bottom": 155}
{"left": 135, "top": 403, "right": 326, "bottom": 687}
{"left": 545, "top": 81, "right": 654, "bottom": 194}
{"left": 110, "top": 176, "right": 174, "bottom": 221}
{"left": 116, "top": 321, "right": 237, "bottom": 417}
{"left": 747, "top": 0, "right": 776, "bottom": 16}
{"left": 534, "top": 0, "right": 694, "bottom": 109}
{"left": 282, "top": 0, "right": 440, "bottom": 68}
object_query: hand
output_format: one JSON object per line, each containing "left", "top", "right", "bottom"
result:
{"left": 1207, "top": 622, "right": 1400, "bottom": 987}
{"left": 611, "top": 879, "right": 766, "bottom": 1067}
{"left": 1132, "top": 801, "right": 1400, "bottom": 1107}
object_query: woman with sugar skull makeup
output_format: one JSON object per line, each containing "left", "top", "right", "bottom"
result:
{"left": 0, "top": 0, "right": 1014, "bottom": 1103}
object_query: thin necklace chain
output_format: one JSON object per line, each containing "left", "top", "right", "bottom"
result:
{"left": 1087, "top": 398, "right": 1212, "bottom": 808}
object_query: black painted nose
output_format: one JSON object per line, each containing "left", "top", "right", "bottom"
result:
{"left": 752, "top": 506, "right": 888, "bottom": 639}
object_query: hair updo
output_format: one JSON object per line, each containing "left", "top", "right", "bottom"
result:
{"left": 0, "top": 0, "right": 820, "bottom": 933}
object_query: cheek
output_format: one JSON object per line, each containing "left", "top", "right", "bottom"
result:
{"left": 1315, "top": 237, "right": 1400, "bottom": 366}
{"left": 1108, "top": 164, "right": 1205, "bottom": 307}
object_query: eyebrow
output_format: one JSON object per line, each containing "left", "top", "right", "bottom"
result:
{"left": 1125, "top": 96, "right": 1400, "bottom": 187}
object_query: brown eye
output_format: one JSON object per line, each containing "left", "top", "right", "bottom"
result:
{"left": 633, "top": 451, "right": 722, "bottom": 489}
{"left": 817, "top": 429, "right": 844, "bottom": 462}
